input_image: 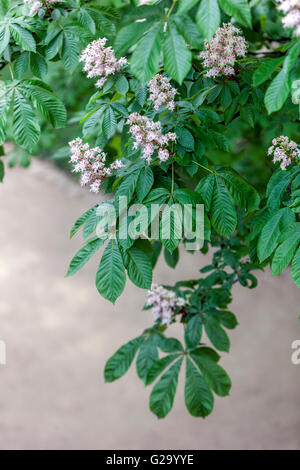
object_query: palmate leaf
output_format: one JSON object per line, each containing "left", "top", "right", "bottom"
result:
{"left": 184, "top": 357, "right": 214, "bottom": 418}
{"left": 150, "top": 357, "right": 183, "bottom": 418}
{"left": 95, "top": 238, "right": 126, "bottom": 303}
{"left": 163, "top": 22, "right": 192, "bottom": 84}
{"left": 12, "top": 90, "right": 40, "bottom": 152}
{"left": 177, "top": 0, "right": 199, "bottom": 14}
{"left": 105, "top": 336, "right": 144, "bottom": 382}
{"left": 18, "top": 81, "right": 67, "bottom": 128}
{"left": 196, "top": 0, "right": 220, "bottom": 39}
{"left": 131, "top": 21, "right": 163, "bottom": 83}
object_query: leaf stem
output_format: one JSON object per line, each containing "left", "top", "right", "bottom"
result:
{"left": 8, "top": 63, "right": 14, "bottom": 80}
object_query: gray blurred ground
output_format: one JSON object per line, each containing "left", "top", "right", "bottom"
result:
{"left": 0, "top": 159, "right": 299, "bottom": 450}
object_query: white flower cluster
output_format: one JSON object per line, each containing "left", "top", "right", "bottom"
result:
{"left": 148, "top": 74, "right": 177, "bottom": 111}
{"left": 24, "top": 0, "right": 58, "bottom": 16}
{"left": 276, "top": 0, "right": 300, "bottom": 36}
{"left": 268, "top": 136, "right": 300, "bottom": 170}
{"left": 200, "top": 23, "right": 248, "bottom": 78}
{"left": 146, "top": 284, "right": 186, "bottom": 326}
{"left": 127, "top": 113, "right": 176, "bottom": 163}
{"left": 69, "top": 137, "right": 123, "bottom": 193}
{"left": 80, "top": 38, "right": 127, "bottom": 89}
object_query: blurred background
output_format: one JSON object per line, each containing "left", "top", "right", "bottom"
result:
{"left": 0, "top": 157, "right": 299, "bottom": 450}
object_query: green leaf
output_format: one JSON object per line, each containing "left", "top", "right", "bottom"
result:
{"left": 210, "top": 175, "right": 237, "bottom": 237}
{"left": 164, "top": 246, "right": 179, "bottom": 268}
{"left": 77, "top": 8, "right": 96, "bottom": 34}
{"left": 136, "top": 166, "right": 154, "bottom": 202}
{"left": 0, "top": 25, "right": 10, "bottom": 55}
{"left": 115, "top": 75, "right": 129, "bottom": 95}
{"left": 131, "top": 22, "right": 163, "bottom": 83}
{"left": 204, "top": 316, "right": 230, "bottom": 352}
{"left": 30, "top": 52, "right": 48, "bottom": 79}
{"left": 96, "top": 239, "right": 126, "bottom": 303}
{"left": 217, "top": 168, "right": 260, "bottom": 212}
{"left": 252, "top": 58, "right": 284, "bottom": 87}
{"left": 196, "top": 0, "right": 220, "bottom": 39}
{"left": 66, "top": 237, "right": 106, "bottom": 277}
{"left": 103, "top": 106, "right": 117, "bottom": 139}
{"left": 150, "top": 358, "right": 183, "bottom": 418}
{"left": 161, "top": 203, "right": 183, "bottom": 253}
{"left": 195, "top": 174, "right": 215, "bottom": 211}
{"left": 70, "top": 205, "right": 98, "bottom": 238}
{"left": 116, "top": 169, "right": 139, "bottom": 204}
{"left": 177, "top": 0, "right": 199, "bottom": 14}
{"left": 115, "top": 20, "right": 153, "bottom": 55}
{"left": 61, "top": 33, "right": 79, "bottom": 73}
{"left": 10, "top": 24, "right": 36, "bottom": 52}
{"left": 14, "top": 51, "right": 29, "bottom": 79}
{"left": 12, "top": 91, "right": 40, "bottom": 152}
{"left": 136, "top": 337, "right": 159, "bottom": 383}
{"left": 291, "top": 247, "right": 300, "bottom": 287}
{"left": 105, "top": 336, "right": 144, "bottom": 382}
{"left": 185, "top": 315, "right": 203, "bottom": 349}
{"left": 163, "top": 22, "right": 192, "bottom": 84}
{"left": 257, "top": 210, "right": 283, "bottom": 262}
{"left": 127, "top": 246, "right": 153, "bottom": 289}
{"left": 191, "top": 350, "right": 231, "bottom": 397}
{"left": 264, "top": 67, "right": 290, "bottom": 114}
{"left": 271, "top": 233, "right": 300, "bottom": 276}
{"left": 18, "top": 81, "right": 67, "bottom": 128}
{"left": 185, "top": 357, "right": 214, "bottom": 417}
{"left": 146, "top": 354, "right": 180, "bottom": 385}
{"left": 45, "top": 32, "right": 63, "bottom": 60}
{"left": 218, "top": 0, "right": 252, "bottom": 27}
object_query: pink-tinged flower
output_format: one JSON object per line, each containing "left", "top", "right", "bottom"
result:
{"left": 24, "top": 0, "right": 58, "bottom": 16}
{"left": 200, "top": 23, "right": 247, "bottom": 78}
{"left": 276, "top": 0, "right": 300, "bottom": 36}
{"left": 126, "top": 113, "right": 176, "bottom": 163}
{"left": 69, "top": 138, "right": 124, "bottom": 193}
{"left": 148, "top": 74, "right": 177, "bottom": 111}
{"left": 80, "top": 38, "right": 127, "bottom": 89}
{"left": 146, "top": 284, "right": 187, "bottom": 325}
{"left": 268, "top": 136, "right": 300, "bottom": 170}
